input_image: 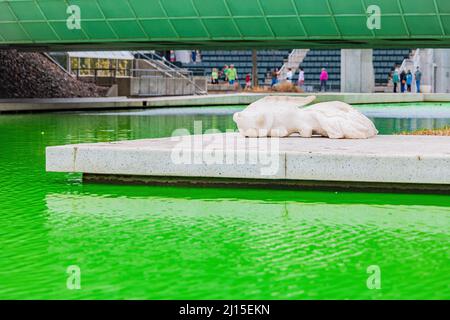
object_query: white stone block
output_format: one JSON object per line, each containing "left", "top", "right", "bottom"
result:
{"left": 46, "top": 134, "right": 450, "bottom": 186}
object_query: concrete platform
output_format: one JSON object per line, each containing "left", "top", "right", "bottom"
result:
{"left": 2, "top": 92, "right": 450, "bottom": 113}
{"left": 46, "top": 134, "right": 450, "bottom": 193}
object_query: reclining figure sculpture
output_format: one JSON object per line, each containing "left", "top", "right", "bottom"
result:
{"left": 233, "top": 96, "right": 378, "bottom": 139}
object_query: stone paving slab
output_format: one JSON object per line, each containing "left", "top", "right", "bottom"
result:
{"left": 46, "top": 133, "right": 450, "bottom": 189}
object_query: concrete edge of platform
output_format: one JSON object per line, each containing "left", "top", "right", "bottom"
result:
{"left": 46, "top": 134, "right": 450, "bottom": 194}
{"left": 2, "top": 93, "right": 450, "bottom": 113}
{"left": 82, "top": 174, "right": 450, "bottom": 195}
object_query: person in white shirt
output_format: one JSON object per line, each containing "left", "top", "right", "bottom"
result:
{"left": 286, "top": 68, "right": 293, "bottom": 83}
{"left": 297, "top": 67, "right": 305, "bottom": 90}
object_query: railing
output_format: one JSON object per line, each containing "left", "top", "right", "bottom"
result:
{"left": 279, "top": 49, "right": 310, "bottom": 80}
{"left": 133, "top": 51, "right": 185, "bottom": 74}
{"left": 130, "top": 69, "right": 207, "bottom": 97}
{"left": 132, "top": 68, "right": 193, "bottom": 79}
{"left": 398, "top": 50, "right": 416, "bottom": 75}
{"left": 134, "top": 51, "right": 207, "bottom": 95}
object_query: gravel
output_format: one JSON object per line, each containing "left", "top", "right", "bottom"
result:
{"left": 0, "top": 50, "right": 108, "bottom": 98}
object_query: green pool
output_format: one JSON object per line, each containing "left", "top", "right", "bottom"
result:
{"left": 0, "top": 105, "right": 449, "bottom": 300}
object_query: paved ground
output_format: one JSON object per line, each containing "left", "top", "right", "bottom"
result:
{"left": 46, "top": 133, "right": 450, "bottom": 191}
{"left": 2, "top": 93, "right": 450, "bottom": 112}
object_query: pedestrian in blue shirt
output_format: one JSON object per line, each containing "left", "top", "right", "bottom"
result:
{"left": 406, "top": 70, "right": 413, "bottom": 92}
{"left": 415, "top": 67, "right": 422, "bottom": 93}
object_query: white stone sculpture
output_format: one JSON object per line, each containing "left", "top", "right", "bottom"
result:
{"left": 233, "top": 96, "right": 378, "bottom": 139}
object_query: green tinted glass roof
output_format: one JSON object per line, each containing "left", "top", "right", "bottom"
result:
{"left": 0, "top": 0, "right": 449, "bottom": 50}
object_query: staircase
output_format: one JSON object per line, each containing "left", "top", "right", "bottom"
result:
{"left": 296, "top": 49, "right": 411, "bottom": 92}
{"left": 374, "top": 49, "right": 412, "bottom": 92}
{"left": 384, "top": 49, "right": 418, "bottom": 93}
{"left": 134, "top": 51, "right": 207, "bottom": 95}
{"left": 278, "top": 49, "right": 310, "bottom": 81}
{"left": 398, "top": 49, "right": 419, "bottom": 73}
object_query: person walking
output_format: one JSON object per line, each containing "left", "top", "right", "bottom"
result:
{"left": 320, "top": 68, "right": 328, "bottom": 92}
{"left": 406, "top": 70, "right": 413, "bottom": 92}
{"left": 223, "top": 65, "right": 230, "bottom": 82}
{"left": 271, "top": 68, "right": 280, "bottom": 87}
{"left": 400, "top": 70, "right": 407, "bottom": 93}
{"left": 415, "top": 67, "right": 422, "bottom": 93}
{"left": 245, "top": 73, "right": 252, "bottom": 90}
{"left": 392, "top": 68, "right": 400, "bottom": 93}
{"left": 211, "top": 68, "right": 219, "bottom": 84}
{"left": 191, "top": 50, "right": 197, "bottom": 63}
{"left": 298, "top": 67, "right": 305, "bottom": 91}
{"left": 286, "top": 68, "right": 293, "bottom": 83}
{"left": 228, "top": 64, "right": 238, "bottom": 85}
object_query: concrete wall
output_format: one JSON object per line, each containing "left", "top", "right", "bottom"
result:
{"left": 131, "top": 77, "right": 203, "bottom": 96}
{"left": 207, "top": 83, "right": 239, "bottom": 93}
{"left": 419, "top": 49, "right": 436, "bottom": 93}
{"left": 134, "top": 59, "right": 169, "bottom": 78}
{"left": 434, "top": 49, "right": 450, "bottom": 93}
{"left": 193, "top": 76, "right": 208, "bottom": 93}
{"left": 3, "top": 93, "right": 450, "bottom": 113}
{"left": 341, "top": 49, "right": 375, "bottom": 93}
{"left": 80, "top": 77, "right": 131, "bottom": 97}
{"left": 418, "top": 49, "right": 450, "bottom": 93}
{"left": 116, "top": 78, "right": 131, "bottom": 96}
{"left": 130, "top": 75, "right": 207, "bottom": 97}
{"left": 80, "top": 74, "right": 207, "bottom": 97}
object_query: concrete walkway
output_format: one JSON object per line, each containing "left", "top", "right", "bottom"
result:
{"left": 2, "top": 93, "right": 450, "bottom": 113}
{"left": 46, "top": 133, "right": 450, "bottom": 193}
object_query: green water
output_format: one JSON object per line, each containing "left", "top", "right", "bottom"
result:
{"left": 0, "top": 106, "right": 449, "bottom": 300}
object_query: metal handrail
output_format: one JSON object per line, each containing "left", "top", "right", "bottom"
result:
{"left": 131, "top": 68, "right": 192, "bottom": 78}
{"left": 279, "top": 49, "right": 310, "bottom": 79}
{"left": 133, "top": 51, "right": 207, "bottom": 95}
{"left": 133, "top": 51, "right": 185, "bottom": 72}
